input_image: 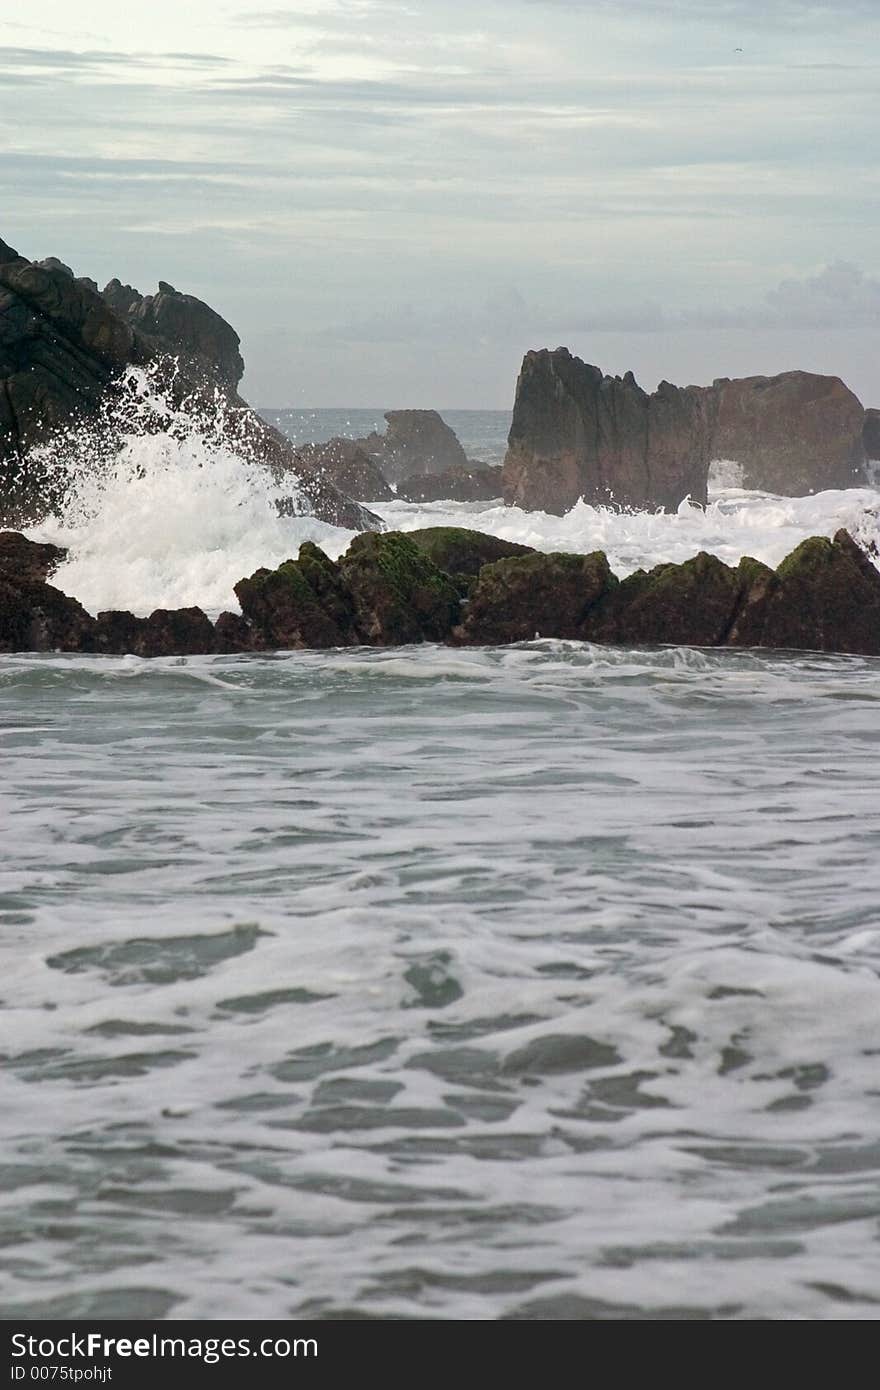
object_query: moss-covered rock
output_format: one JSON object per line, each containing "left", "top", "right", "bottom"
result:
{"left": 404, "top": 527, "right": 535, "bottom": 577}
{"left": 234, "top": 542, "right": 357, "bottom": 649}
{"left": 339, "top": 531, "right": 462, "bottom": 644}
{"left": 737, "top": 529, "right": 880, "bottom": 654}
{"left": 454, "top": 550, "right": 617, "bottom": 645}
{"left": 586, "top": 550, "right": 762, "bottom": 647}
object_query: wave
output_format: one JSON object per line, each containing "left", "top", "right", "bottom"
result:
{"left": 22, "top": 375, "right": 880, "bottom": 615}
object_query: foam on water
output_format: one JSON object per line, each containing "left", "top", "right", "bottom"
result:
{"left": 21, "top": 380, "right": 880, "bottom": 615}
{"left": 2, "top": 643, "right": 880, "bottom": 1319}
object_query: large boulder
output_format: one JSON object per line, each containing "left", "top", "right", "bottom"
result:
{"left": 404, "top": 527, "right": 535, "bottom": 577}
{"left": 0, "top": 237, "right": 380, "bottom": 533}
{"left": 453, "top": 551, "right": 617, "bottom": 644}
{"left": 502, "top": 350, "right": 713, "bottom": 515}
{"left": 585, "top": 552, "right": 771, "bottom": 647}
{"left": 358, "top": 410, "right": 468, "bottom": 484}
{"left": 709, "top": 372, "right": 865, "bottom": 494}
{"left": 397, "top": 463, "right": 504, "bottom": 503}
{"left": 235, "top": 542, "right": 358, "bottom": 650}
{"left": 90, "top": 606, "right": 218, "bottom": 657}
{"left": 295, "top": 438, "right": 394, "bottom": 502}
{"left": 339, "top": 532, "right": 462, "bottom": 644}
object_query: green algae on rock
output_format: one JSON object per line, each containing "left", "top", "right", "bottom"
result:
{"left": 455, "top": 550, "right": 617, "bottom": 644}
{"left": 339, "top": 531, "right": 461, "bottom": 645}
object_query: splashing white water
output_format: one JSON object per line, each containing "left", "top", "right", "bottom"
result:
{"left": 22, "top": 375, "right": 880, "bottom": 615}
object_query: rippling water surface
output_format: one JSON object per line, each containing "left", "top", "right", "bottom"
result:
{"left": 3, "top": 642, "right": 880, "bottom": 1320}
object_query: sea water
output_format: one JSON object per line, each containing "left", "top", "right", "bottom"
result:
{"left": 3, "top": 400, "right": 880, "bottom": 1320}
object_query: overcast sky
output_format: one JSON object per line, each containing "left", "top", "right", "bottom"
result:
{"left": 2, "top": 1, "right": 878, "bottom": 407}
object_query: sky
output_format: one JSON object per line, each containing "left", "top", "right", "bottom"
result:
{"left": 1, "top": 1, "right": 878, "bottom": 407}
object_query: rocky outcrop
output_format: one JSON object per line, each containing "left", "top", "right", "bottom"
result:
{"left": 0, "top": 237, "right": 379, "bottom": 533}
{"left": 397, "top": 463, "right": 504, "bottom": 503}
{"left": 709, "top": 372, "right": 865, "bottom": 494}
{"left": 865, "top": 409, "right": 880, "bottom": 462}
{"left": 1, "top": 526, "right": 878, "bottom": 659}
{"left": 453, "top": 551, "right": 617, "bottom": 644}
{"left": 357, "top": 410, "right": 468, "bottom": 484}
{"left": 0, "top": 531, "right": 67, "bottom": 584}
{"left": 404, "top": 527, "right": 534, "bottom": 577}
{"left": 503, "top": 350, "right": 714, "bottom": 515}
{"left": 502, "top": 349, "right": 869, "bottom": 514}
{"left": 295, "top": 438, "right": 394, "bottom": 502}
{"left": 102, "top": 278, "right": 244, "bottom": 391}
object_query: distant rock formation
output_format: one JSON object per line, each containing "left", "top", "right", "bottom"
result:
{"left": 295, "top": 437, "right": 395, "bottom": 502}
{"left": 502, "top": 348, "right": 869, "bottom": 514}
{"left": 865, "top": 409, "right": 880, "bottom": 462}
{"left": 502, "top": 349, "right": 714, "bottom": 515}
{"left": 709, "top": 372, "right": 865, "bottom": 495}
{"left": 0, "top": 236, "right": 379, "bottom": 532}
{"left": 357, "top": 410, "right": 468, "bottom": 484}
{"left": 397, "top": 463, "right": 503, "bottom": 503}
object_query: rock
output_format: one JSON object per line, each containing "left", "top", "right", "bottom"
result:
{"left": 709, "top": 372, "right": 865, "bottom": 494}
{"left": 396, "top": 464, "right": 504, "bottom": 503}
{"left": 865, "top": 408, "right": 880, "bottom": 462}
{"left": 0, "top": 531, "right": 67, "bottom": 583}
{"left": 90, "top": 606, "right": 217, "bottom": 656}
{"left": 503, "top": 350, "right": 713, "bottom": 515}
{"left": 404, "top": 527, "right": 535, "bottom": 580}
{"left": 235, "top": 542, "right": 358, "bottom": 649}
{"left": 102, "top": 277, "right": 244, "bottom": 391}
{"left": 214, "top": 611, "right": 262, "bottom": 653}
{"left": 586, "top": 551, "right": 769, "bottom": 647}
{"left": 358, "top": 410, "right": 468, "bottom": 484}
{"left": 0, "top": 576, "right": 95, "bottom": 652}
{"left": 453, "top": 551, "right": 617, "bottom": 645}
{"left": 296, "top": 438, "right": 394, "bottom": 502}
{"left": 339, "top": 532, "right": 462, "bottom": 644}
{"left": 0, "top": 236, "right": 380, "bottom": 534}
{"left": 731, "top": 529, "right": 880, "bottom": 655}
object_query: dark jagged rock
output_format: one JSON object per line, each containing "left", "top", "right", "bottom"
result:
{"left": 503, "top": 350, "right": 713, "bottom": 515}
{"left": 339, "top": 532, "right": 461, "bottom": 644}
{"left": 90, "top": 606, "right": 217, "bottom": 657}
{"left": 396, "top": 463, "right": 504, "bottom": 503}
{"left": 0, "top": 577, "right": 95, "bottom": 653}
{"left": 709, "top": 372, "right": 865, "bottom": 494}
{"left": 357, "top": 410, "right": 468, "bottom": 484}
{"left": 0, "top": 236, "right": 380, "bottom": 534}
{"left": 0, "top": 531, "right": 67, "bottom": 583}
{"left": 453, "top": 551, "right": 617, "bottom": 645}
{"left": 102, "top": 278, "right": 244, "bottom": 391}
{"left": 585, "top": 552, "right": 767, "bottom": 647}
{"left": 235, "top": 542, "right": 358, "bottom": 650}
{"left": 503, "top": 350, "right": 869, "bottom": 514}
{"left": 865, "top": 409, "right": 880, "bottom": 462}
{"left": 296, "top": 438, "right": 394, "bottom": 502}
{"left": 214, "top": 611, "right": 263, "bottom": 654}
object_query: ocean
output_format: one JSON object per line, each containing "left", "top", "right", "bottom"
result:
{"left": 3, "top": 402, "right": 880, "bottom": 1320}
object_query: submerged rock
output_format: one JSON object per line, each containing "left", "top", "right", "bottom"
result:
{"left": 396, "top": 463, "right": 504, "bottom": 503}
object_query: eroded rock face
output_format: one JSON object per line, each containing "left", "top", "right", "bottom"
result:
{"left": 865, "top": 409, "right": 880, "bottom": 463}
{"left": 502, "top": 349, "right": 869, "bottom": 513}
{"left": 296, "top": 438, "right": 394, "bottom": 502}
{"left": 359, "top": 410, "right": 468, "bottom": 484}
{"left": 709, "top": 372, "right": 865, "bottom": 494}
{"left": 102, "top": 278, "right": 244, "bottom": 391}
{"left": 397, "top": 464, "right": 504, "bottom": 503}
{"left": 503, "top": 350, "right": 714, "bottom": 515}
